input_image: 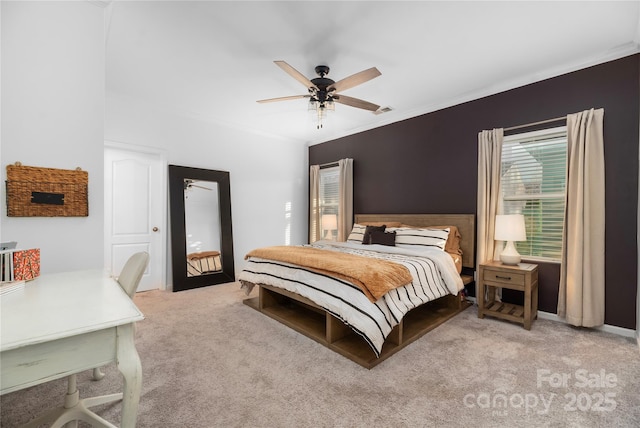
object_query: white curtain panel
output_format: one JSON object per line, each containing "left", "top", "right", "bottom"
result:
{"left": 558, "top": 108, "right": 605, "bottom": 327}
{"left": 309, "top": 164, "right": 320, "bottom": 243}
{"left": 338, "top": 158, "right": 354, "bottom": 242}
{"left": 477, "top": 129, "right": 504, "bottom": 266}
{"left": 477, "top": 129, "right": 504, "bottom": 299}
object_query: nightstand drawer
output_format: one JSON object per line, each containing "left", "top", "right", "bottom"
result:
{"left": 483, "top": 269, "right": 525, "bottom": 286}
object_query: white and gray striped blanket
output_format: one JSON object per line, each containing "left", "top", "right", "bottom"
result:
{"left": 239, "top": 241, "right": 463, "bottom": 357}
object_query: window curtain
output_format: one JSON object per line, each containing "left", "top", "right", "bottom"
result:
{"left": 309, "top": 164, "right": 320, "bottom": 243}
{"left": 477, "top": 129, "right": 504, "bottom": 297}
{"left": 337, "top": 158, "right": 354, "bottom": 241}
{"left": 557, "top": 108, "right": 605, "bottom": 327}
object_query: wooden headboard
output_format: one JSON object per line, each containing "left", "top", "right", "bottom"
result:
{"left": 354, "top": 214, "right": 476, "bottom": 269}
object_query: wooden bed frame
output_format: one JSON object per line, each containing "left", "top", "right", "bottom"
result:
{"left": 242, "top": 214, "right": 475, "bottom": 369}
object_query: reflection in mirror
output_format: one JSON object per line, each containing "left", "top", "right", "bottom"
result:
{"left": 169, "top": 165, "right": 234, "bottom": 292}
{"left": 184, "top": 180, "right": 222, "bottom": 276}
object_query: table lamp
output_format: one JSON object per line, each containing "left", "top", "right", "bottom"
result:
{"left": 321, "top": 214, "right": 337, "bottom": 240}
{"left": 495, "top": 214, "right": 526, "bottom": 265}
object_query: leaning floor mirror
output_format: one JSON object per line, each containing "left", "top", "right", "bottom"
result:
{"left": 168, "top": 165, "right": 235, "bottom": 291}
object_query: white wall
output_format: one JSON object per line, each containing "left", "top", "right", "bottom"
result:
{"left": 105, "top": 92, "right": 308, "bottom": 279}
{"left": 0, "top": 1, "right": 306, "bottom": 282}
{"left": 1, "top": 1, "right": 105, "bottom": 273}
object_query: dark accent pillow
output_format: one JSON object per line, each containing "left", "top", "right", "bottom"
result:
{"left": 369, "top": 230, "right": 396, "bottom": 246}
{"left": 362, "top": 225, "right": 385, "bottom": 244}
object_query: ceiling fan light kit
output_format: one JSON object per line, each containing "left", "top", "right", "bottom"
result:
{"left": 257, "top": 60, "right": 382, "bottom": 129}
{"left": 308, "top": 97, "right": 334, "bottom": 129}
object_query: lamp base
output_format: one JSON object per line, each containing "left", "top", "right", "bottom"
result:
{"left": 499, "top": 241, "right": 521, "bottom": 265}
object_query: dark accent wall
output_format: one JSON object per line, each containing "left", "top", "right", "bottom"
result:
{"left": 309, "top": 54, "right": 639, "bottom": 330}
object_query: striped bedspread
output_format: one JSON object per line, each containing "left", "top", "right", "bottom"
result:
{"left": 239, "top": 241, "right": 464, "bottom": 357}
{"left": 245, "top": 245, "right": 413, "bottom": 302}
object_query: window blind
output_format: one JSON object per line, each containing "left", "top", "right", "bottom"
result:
{"left": 318, "top": 166, "right": 340, "bottom": 239}
{"left": 501, "top": 127, "right": 567, "bottom": 262}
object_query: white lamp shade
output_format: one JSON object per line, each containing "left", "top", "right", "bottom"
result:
{"left": 495, "top": 214, "right": 526, "bottom": 242}
{"left": 321, "top": 214, "right": 337, "bottom": 231}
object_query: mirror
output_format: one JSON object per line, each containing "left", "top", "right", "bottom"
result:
{"left": 185, "top": 179, "right": 221, "bottom": 276}
{"left": 169, "top": 165, "right": 234, "bottom": 291}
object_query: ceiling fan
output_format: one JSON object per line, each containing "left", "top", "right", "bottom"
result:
{"left": 257, "top": 60, "right": 382, "bottom": 128}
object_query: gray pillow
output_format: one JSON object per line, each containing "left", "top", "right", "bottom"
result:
{"left": 369, "top": 230, "right": 396, "bottom": 246}
{"left": 362, "top": 225, "right": 385, "bottom": 244}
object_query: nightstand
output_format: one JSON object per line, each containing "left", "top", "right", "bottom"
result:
{"left": 477, "top": 261, "right": 538, "bottom": 330}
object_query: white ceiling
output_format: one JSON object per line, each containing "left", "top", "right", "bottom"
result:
{"left": 105, "top": 1, "right": 640, "bottom": 146}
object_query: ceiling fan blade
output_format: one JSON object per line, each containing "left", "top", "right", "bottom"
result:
{"left": 257, "top": 94, "right": 310, "bottom": 103}
{"left": 333, "top": 94, "right": 380, "bottom": 112}
{"left": 328, "top": 67, "right": 381, "bottom": 93}
{"left": 274, "top": 60, "right": 318, "bottom": 91}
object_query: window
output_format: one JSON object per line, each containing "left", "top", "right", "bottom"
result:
{"left": 310, "top": 159, "right": 353, "bottom": 243}
{"left": 317, "top": 166, "right": 339, "bottom": 240}
{"left": 501, "top": 126, "right": 567, "bottom": 262}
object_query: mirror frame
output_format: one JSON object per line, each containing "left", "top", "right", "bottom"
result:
{"left": 168, "top": 165, "right": 235, "bottom": 291}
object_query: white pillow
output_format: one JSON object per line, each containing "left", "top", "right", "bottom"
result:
{"left": 347, "top": 224, "right": 367, "bottom": 243}
{"left": 392, "top": 227, "right": 450, "bottom": 251}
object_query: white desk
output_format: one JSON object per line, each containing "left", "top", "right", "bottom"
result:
{"left": 1, "top": 270, "right": 145, "bottom": 427}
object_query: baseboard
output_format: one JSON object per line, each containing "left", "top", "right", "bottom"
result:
{"left": 536, "top": 311, "right": 637, "bottom": 338}
{"left": 466, "top": 297, "right": 638, "bottom": 339}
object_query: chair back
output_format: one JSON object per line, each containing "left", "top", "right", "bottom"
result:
{"left": 117, "top": 252, "right": 150, "bottom": 297}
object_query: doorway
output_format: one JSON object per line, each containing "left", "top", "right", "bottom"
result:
{"left": 104, "top": 143, "right": 166, "bottom": 292}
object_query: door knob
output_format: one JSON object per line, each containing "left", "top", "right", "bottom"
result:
{"left": 152, "top": 227, "right": 159, "bottom": 232}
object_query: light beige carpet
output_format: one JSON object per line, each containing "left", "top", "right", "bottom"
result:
{"left": 2, "top": 282, "right": 639, "bottom": 427}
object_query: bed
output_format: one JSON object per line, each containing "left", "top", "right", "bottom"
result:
{"left": 239, "top": 214, "right": 475, "bottom": 369}
{"left": 186, "top": 250, "right": 222, "bottom": 276}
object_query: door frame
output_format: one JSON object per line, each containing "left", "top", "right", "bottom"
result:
{"left": 104, "top": 140, "right": 168, "bottom": 291}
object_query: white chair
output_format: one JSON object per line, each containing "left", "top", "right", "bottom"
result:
{"left": 23, "top": 252, "right": 150, "bottom": 428}
{"left": 93, "top": 252, "right": 150, "bottom": 380}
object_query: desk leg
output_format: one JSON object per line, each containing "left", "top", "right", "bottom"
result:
{"left": 116, "top": 324, "right": 142, "bottom": 428}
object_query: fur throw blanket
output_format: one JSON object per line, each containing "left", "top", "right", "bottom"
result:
{"left": 245, "top": 246, "right": 412, "bottom": 302}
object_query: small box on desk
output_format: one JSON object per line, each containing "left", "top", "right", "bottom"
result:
{"left": 13, "top": 248, "right": 40, "bottom": 281}
{"left": 1, "top": 248, "right": 41, "bottom": 282}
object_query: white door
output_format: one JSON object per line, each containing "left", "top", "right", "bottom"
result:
{"left": 105, "top": 145, "right": 165, "bottom": 292}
